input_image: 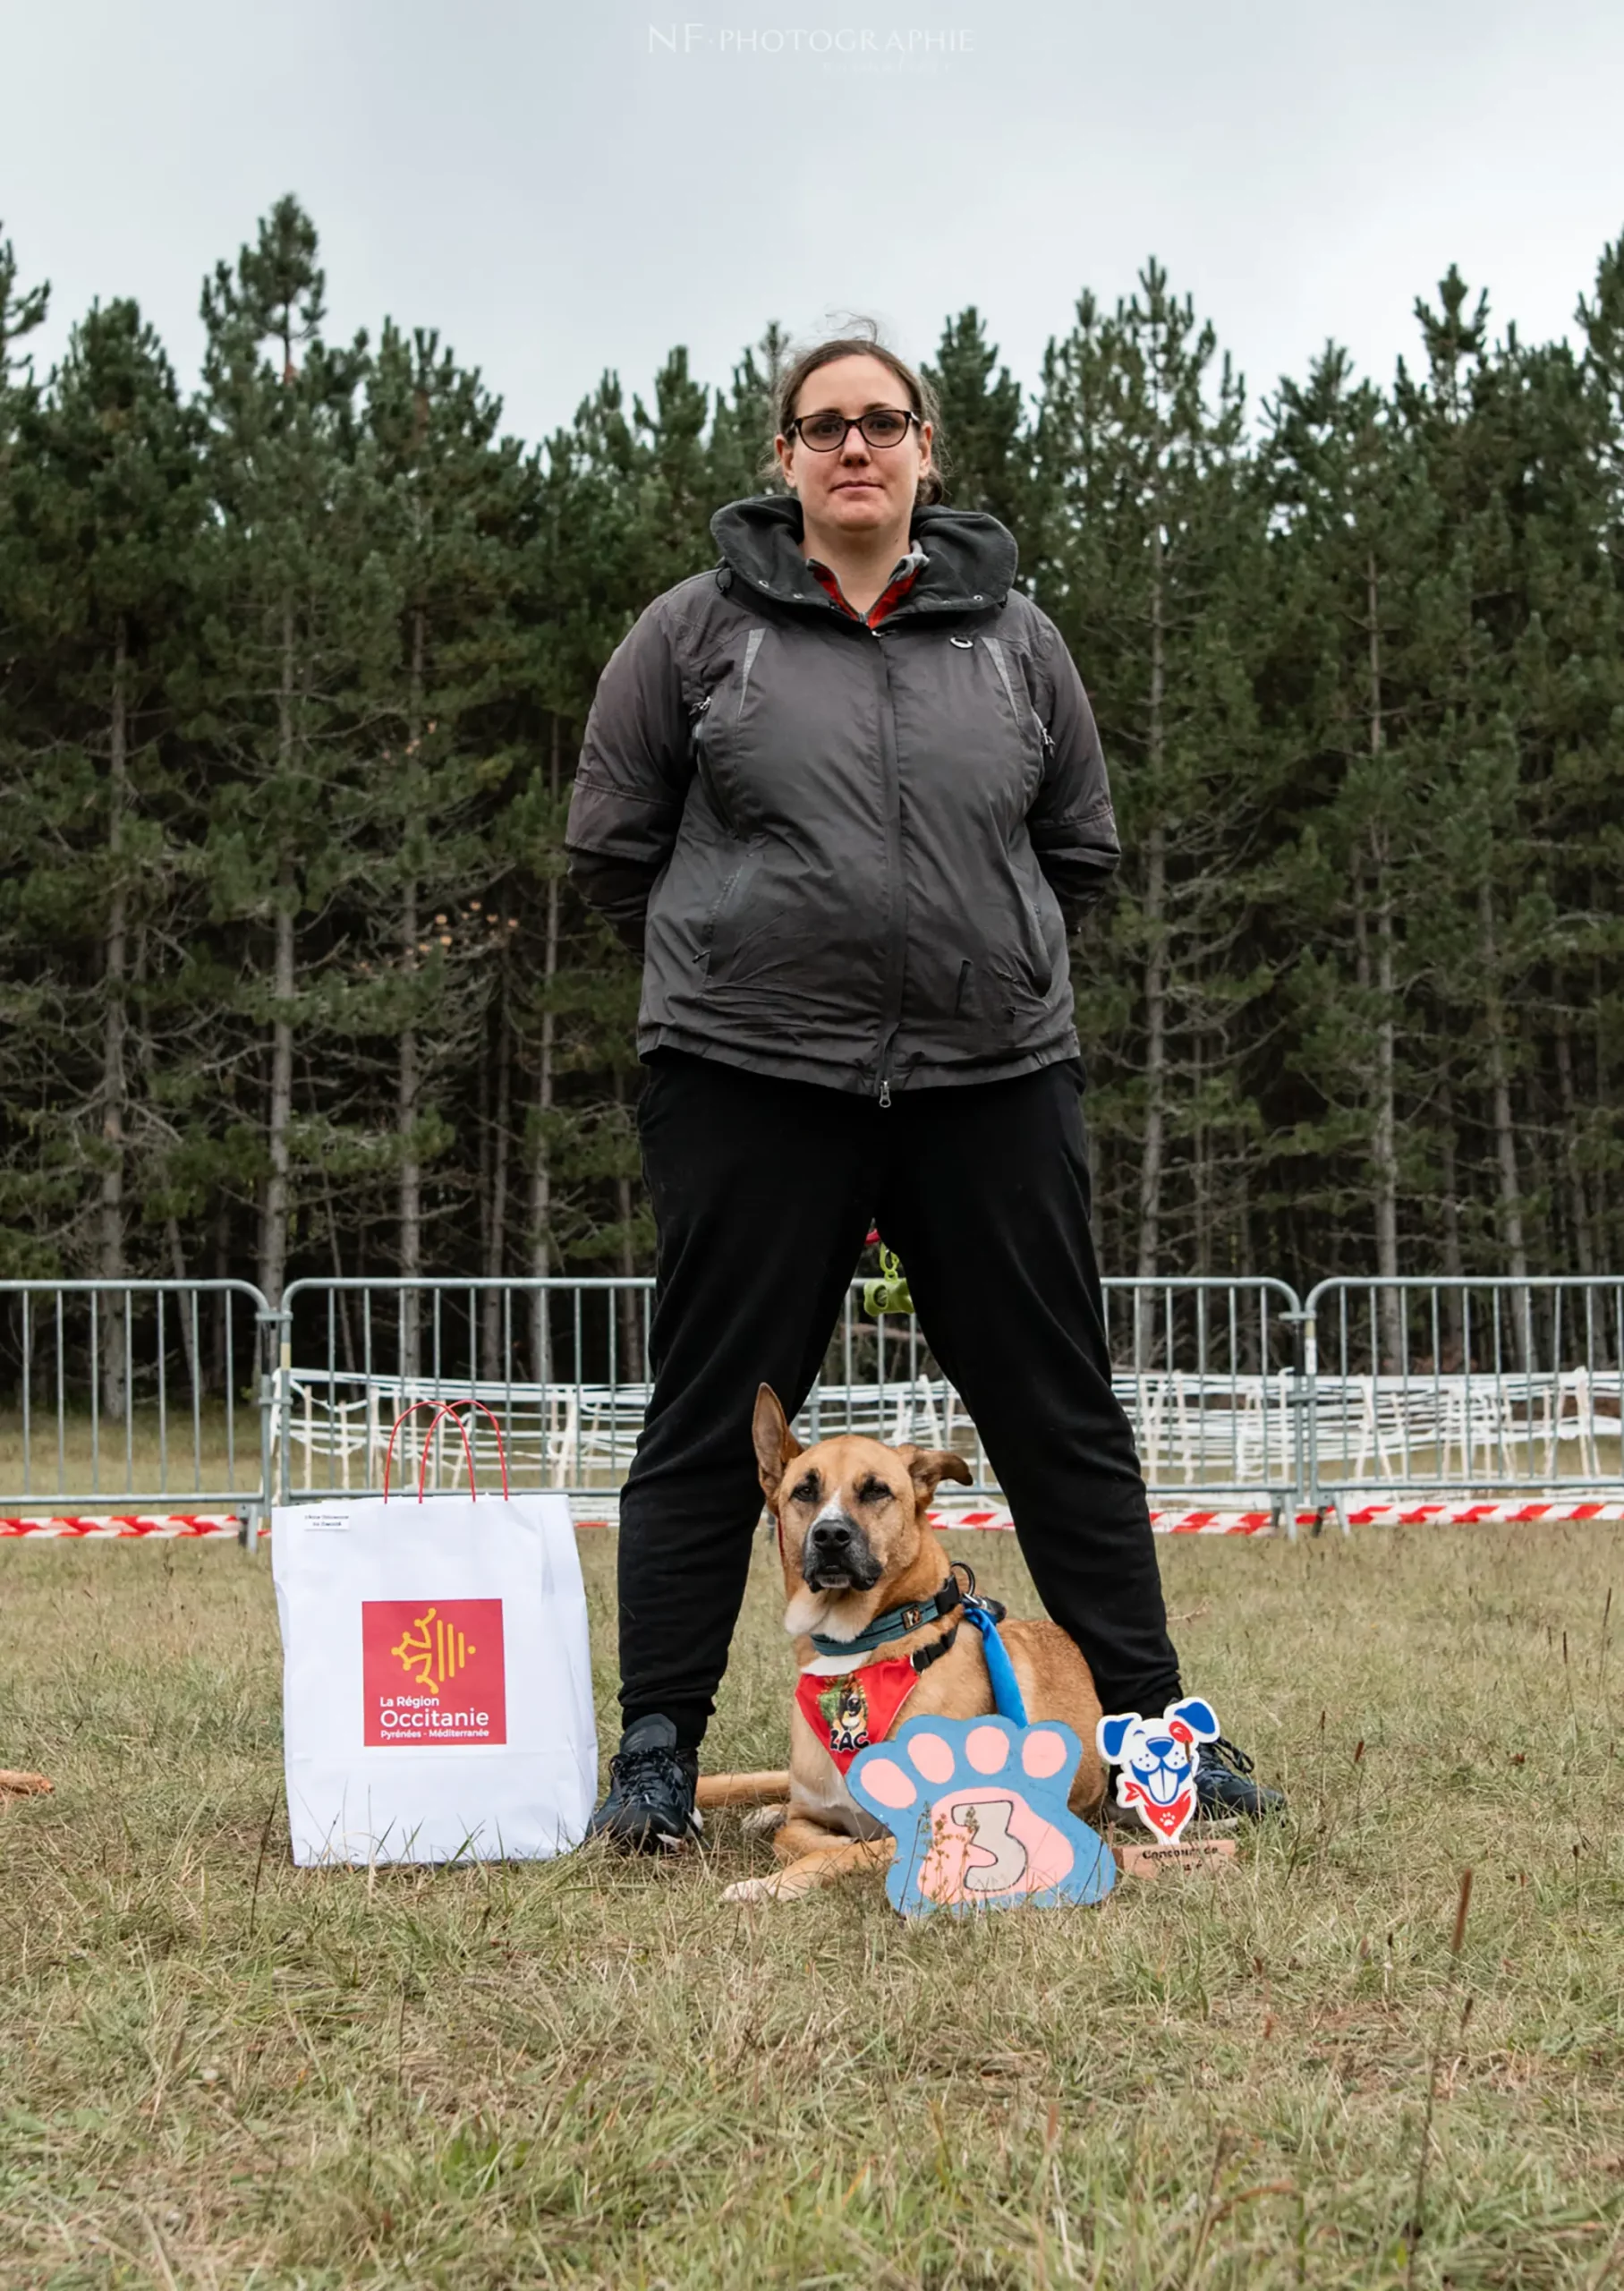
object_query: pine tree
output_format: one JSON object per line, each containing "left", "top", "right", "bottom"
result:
{"left": 1032, "top": 265, "right": 1272, "bottom": 1331}
{"left": 0, "top": 222, "right": 47, "bottom": 408}
{"left": 1569, "top": 234, "right": 1624, "bottom": 1272}
{"left": 357, "top": 319, "right": 539, "bottom": 1370}
{"left": 0, "top": 300, "right": 202, "bottom": 1410}
{"left": 514, "top": 377, "right": 640, "bottom": 1362}
{"left": 192, "top": 197, "right": 375, "bottom": 1312}
{"left": 0, "top": 223, "right": 54, "bottom": 1273}
{"left": 1261, "top": 347, "right": 1442, "bottom": 1356}
{"left": 923, "top": 308, "right": 1031, "bottom": 537}
{"left": 707, "top": 322, "right": 792, "bottom": 500}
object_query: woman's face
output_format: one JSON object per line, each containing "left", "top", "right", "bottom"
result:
{"left": 775, "top": 353, "right": 932, "bottom": 541}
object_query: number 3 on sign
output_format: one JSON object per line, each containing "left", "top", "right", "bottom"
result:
{"left": 846, "top": 1715, "right": 1117, "bottom": 1919}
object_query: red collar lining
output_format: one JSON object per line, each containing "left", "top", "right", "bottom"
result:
{"left": 805, "top": 549, "right": 924, "bottom": 627}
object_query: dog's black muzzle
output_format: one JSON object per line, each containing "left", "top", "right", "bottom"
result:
{"left": 801, "top": 1512, "right": 883, "bottom": 1593}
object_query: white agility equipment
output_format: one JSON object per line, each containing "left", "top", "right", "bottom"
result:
{"left": 273, "top": 1358, "right": 1619, "bottom": 1504}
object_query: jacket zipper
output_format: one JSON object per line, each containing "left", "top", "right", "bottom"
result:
{"left": 689, "top": 691, "right": 735, "bottom": 836}
{"left": 871, "top": 623, "right": 906, "bottom": 1106}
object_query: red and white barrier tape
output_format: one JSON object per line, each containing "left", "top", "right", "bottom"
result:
{"left": 0, "top": 1513, "right": 242, "bottom": 1539}
{"left": 931, "top": 1506, "right": 1275, "bottom": 1537}
{"left": 1155, "top": 1510, "right": 1275, "bottom": 1536}
{"left": 3, "top": 1498, "right": 1620, "bottom": 1541}
{"left": 1336, "top": 1498, "right": 1624, "bottom": 1528}
{"left": 577, "top": 1506, "right": 1274, "bottom": 1536}
{"left": 931, "top": 1499, "right": 1624, "bottom": 1536}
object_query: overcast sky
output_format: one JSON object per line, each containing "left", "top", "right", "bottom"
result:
{"left": 5, "top": 0, "right": 1622, "bottom": 454}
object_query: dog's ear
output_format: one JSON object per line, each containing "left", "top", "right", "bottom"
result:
{"left": 1096, "top": 1713, "right": 1137, "bottom": 1763}
{"left": 1169, "top": 1698, "right": 1220, "bottom": 1742}
{"left": 752, "top": 1384, "right": 802, "bottom": 1501}
{"left": 897, "top": 1446, "right": 973, "bottom": 1503}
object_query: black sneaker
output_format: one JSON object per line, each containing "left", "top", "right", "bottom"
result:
{"left": 1195, "top": 1735, "right": 1286, "bottom": 1822}
{"left": 587, "top": 1715, "right": 701, "bottom": 1853}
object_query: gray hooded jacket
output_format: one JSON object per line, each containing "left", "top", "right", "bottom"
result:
{"left": 565, "top": 493, "right": 1120, "bottom": 1101}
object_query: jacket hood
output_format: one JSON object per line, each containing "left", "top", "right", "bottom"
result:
{"left": 709, "top": 492, "right": 1018, "bottom": 615}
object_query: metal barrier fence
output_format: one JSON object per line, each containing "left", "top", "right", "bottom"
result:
{"left": 277, "top": 1276, "right": 657, "bottom": 1506}
{"left": 0, "top": 1281, "right": 276, "bottom": 1537}
{"left": 1302, "top": 1277, "right": 1624, "bottom": 1519}
{"left": 271, "top": 1273, "right": 1305, "bottom": 1514}
{"left": 2, "top": 1273, "right": 1620, "bottom": 1546}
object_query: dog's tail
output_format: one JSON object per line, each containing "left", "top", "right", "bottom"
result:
{"left": 695, "top": 1769, "right": 791, "bottom": 1809}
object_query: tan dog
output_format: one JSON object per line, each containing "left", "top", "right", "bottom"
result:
{"left": 701, "top": 1384, "right": 1106, "bottom": 1904}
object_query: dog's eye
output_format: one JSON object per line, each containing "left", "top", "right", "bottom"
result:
{"left": 790, "top": 1475, "right": 821, "bottom": 1505}
{"left": 857, "top": 1476, "right": 894, "bottom": 1505}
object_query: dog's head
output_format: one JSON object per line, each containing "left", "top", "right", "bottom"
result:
{"left": 1096, "top": 1700, "right": 1220, "bottom": 1808}
{"left": 752, "top": 1384, "right": 972, "bottom": 1639}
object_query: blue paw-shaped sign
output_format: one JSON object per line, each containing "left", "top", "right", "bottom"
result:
{"left": 847, "top": 1715, "right": 1117, "bottom": 1919}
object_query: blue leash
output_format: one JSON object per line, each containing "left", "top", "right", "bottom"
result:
{"left": 960, "top": 1597, "right": 1029, "bottom": 1727}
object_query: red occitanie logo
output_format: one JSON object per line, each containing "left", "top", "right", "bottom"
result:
{"left": 361, "top": 1599, "right": 506, "bottom": 1746}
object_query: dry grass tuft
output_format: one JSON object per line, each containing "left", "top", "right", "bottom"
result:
{"left": 3, "top": 1521, "right": 1622, "bottom": 2287}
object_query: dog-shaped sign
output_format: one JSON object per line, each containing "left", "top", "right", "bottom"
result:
{"left": 1095, "top": 1699, "right": 1220, "bottom": 1845}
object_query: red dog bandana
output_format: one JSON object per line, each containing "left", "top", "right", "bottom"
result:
{"left": 1117, "top": 1779, "right": 1196, "bottom": 1840}
{"left": 796, "top": 1660, "right": 920, "bottom": 1775}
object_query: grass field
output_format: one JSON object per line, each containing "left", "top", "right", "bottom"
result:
{"left": 0, "top": 1408, "right": 268, "bottom": 1511}
{"left": 2, "top": 1522, "right": 1622, "bottom": 2289}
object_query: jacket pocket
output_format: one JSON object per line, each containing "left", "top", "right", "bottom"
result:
{"left": 982, "top": 638, "right": 1044, "bottom": 747}
{"left": 986, "top": 867, "right": 1059, "bottom": 1004}
{"left": 1019, "top": 891, "right": 1057, "bottom": 998}
{"left": 989, "top": 926, "right": 1053, "bottom": 1005}
{"left": 982, "top": 636, "right": 1052, "bottom": 804}
{"left": 691, "top": 628, "right": 768, "bottom": 835}
{"left": 697, "top": 843, "right": 763, "bottom": 983}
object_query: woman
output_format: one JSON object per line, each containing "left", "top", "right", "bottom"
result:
{"left": 565, "top": 328, "right": 1281, "bottom": 1846}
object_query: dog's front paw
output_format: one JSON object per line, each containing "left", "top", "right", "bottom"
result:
{"left": 848, "top": 1718, "right": 1116, "bottom": 1914}
{"left": 723, "top": 1873, "right": 788, "bottom": 1904}
{"left": 741, "top": 1803, "right": 787, "bottom": 1835}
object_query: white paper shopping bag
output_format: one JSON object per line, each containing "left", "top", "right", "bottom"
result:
{"left": 271, "top": 1403, "right": 597, "bottom": 1865}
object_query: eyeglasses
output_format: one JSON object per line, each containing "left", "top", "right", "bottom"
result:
{"left": 786, "top": 407, "right": 921, "bottom": 452}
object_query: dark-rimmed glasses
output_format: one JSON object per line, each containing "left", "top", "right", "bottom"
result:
{"left": 786, "top": 407, "right": 921, "bottom": 452}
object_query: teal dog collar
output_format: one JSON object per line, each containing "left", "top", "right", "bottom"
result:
{"left": 809, "top": 1574, "right": 962, "bottom": 1662}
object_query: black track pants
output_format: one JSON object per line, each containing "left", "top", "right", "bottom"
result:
{"left": 616, "top": 1050, "right": 1183, "bottom": 1748}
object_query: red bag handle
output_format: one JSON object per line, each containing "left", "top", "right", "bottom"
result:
{"left": 382, "top": 1400, "right": 475, "bottom": 1502}
{"left": 418, "top": 1399, "right": 512, "bottom": 1500}
{"left": 381, "top": 1397, "right": 513, "bottom": 1502}
{"left": 382, "top": 1400, "right": 446, "bottom": 1499}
